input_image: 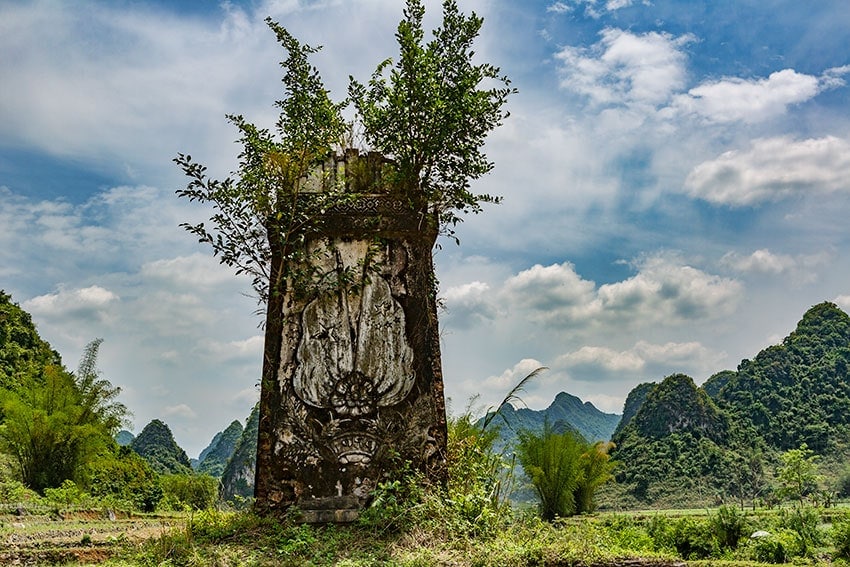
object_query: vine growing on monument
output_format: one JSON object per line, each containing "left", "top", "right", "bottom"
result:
{"left": 176, "top": 0, "right": 514, "bottom": 302}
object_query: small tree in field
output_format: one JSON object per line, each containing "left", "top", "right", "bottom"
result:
{"left": 776, "top": 444, "right": 821, "bottom": 505}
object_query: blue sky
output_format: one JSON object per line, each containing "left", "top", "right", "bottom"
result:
{"left": 2, "top": 0, "right": 850, "bottom": 457}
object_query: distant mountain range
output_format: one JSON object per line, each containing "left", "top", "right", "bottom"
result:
{"left": 120, "top": 408, "right": 257, "bottom": 502}
{"left": 480, "top": 391, "right": 621, "bottom": 453}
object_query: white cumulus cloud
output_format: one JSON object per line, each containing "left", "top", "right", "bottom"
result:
{"left": 23, "top": 285, "right": 119, "bottom": 322}
{"left": 685, "top": 136, "right": 850, "bottom": 206}
{"left": 554, "top": 339, "right": 720, "bottom": 383}
{"left": 669, "top": 69, "right": 821, "bottom": 124}
{"left": 556, "top": 28, "right": 694, "bottom": 107}
{"left": 162, "top": 404, "right": 198, "bottom": 419}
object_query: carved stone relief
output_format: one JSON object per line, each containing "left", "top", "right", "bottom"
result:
{"left": 254, "top": 155, "right": 448, "bottom": 521}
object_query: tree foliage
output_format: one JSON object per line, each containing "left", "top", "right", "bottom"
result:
{"left": 0, "top": 339, "right": 127, "bottom": 492}
{"left": 160, "top": 473, "right": 219, "bottom": 511}
{"left": 776, "top": 444, "right": 821, "bottom": 504}
{"left": 350, "top": 0, "right": 514, "bottom": 241}
{"left": 86, "top": 446, "right": 162, "bottom": 512}
{"left": 175, "top": 18, "right": 348, "bottom": 304}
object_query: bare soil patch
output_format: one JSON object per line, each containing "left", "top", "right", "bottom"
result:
{"left": 0, "top": 508, "right": 178, "bottom": 565}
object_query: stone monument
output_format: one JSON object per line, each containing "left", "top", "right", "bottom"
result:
{"left": 254, "top": 150, "right": 448, "bottom": 521}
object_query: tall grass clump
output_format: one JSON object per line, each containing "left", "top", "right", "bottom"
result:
{"left": 711, "top": 504, "right": 749, "bottom": 550}
{"left": 516, "top": 420, "right": 615, "bottom": 521}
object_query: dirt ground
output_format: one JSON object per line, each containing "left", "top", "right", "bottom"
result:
{"left": 0, "top": 508, "right": 178, "bottom": 565}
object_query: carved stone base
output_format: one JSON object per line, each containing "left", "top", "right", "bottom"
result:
{"left": 296, "top": 496, "right": 361, "bottom": 523}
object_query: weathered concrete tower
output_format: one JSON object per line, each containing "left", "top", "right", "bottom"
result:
{"left": 254, "top": 150, "right": 447, "bottom": 521}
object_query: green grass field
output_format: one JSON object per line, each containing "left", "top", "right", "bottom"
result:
{"left": 3, "top": 501, "right": 849, "bottom": 566}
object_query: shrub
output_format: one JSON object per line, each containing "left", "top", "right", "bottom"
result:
{"left": 777, "top": 505, "right": 824, "bottom": 555}
{"left": 744, "top": 529, "right": 802, "bottom": 563}
{"left": 831, "top": 512, "right": 850, "bottom": 560}
{"left": 516, "top": 421, "right": 614, "bottom": 521}
{"left": 44, "top": 479, "right": 88, "bottom": 507}
{"left": 671, "top": 517, "right": 718, "bottom": 559}
{"left": 646, "top": 514, "right": 676, "bottom": 553}
{"left": 711, "top": 504, "right": 749, "bottom": 550}
{"left": 443, "top": 412, "right": 512, "bottom": 535}
{"left": 836, "top": 465, "right": 850, "bottom": 498}
{"left": 160, "top": 474, "right": 219, "bottom": 511}
{"left": 0, "top": 479, "right": 42, "bottom": 505}
{"left": 358, "top": 464, "right": 426, "bottom": 534}
{"left": 601, "top": 514, "right": 655, "bottom": 553}
{"left": 85, "top": 447, "right": 162, "bottom": 512}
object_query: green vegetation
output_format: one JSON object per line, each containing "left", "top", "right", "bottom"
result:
{"left": 776, "top": 444, "right": 822, "bottom": 505}
{"left": 349, "top": 0, "right": 514, "bottom": 242}
{"left": 0, "top": 333, "right": 127, "bottom": 493}
{"left": 176, "top": 0, "right": 514, "bottom": 313}
{"left": 516, "top": 421, "right": 614, "bottom": 520}
{"left": 4, "top": 291, "right": 850, "bottom": 564}
{"left": 220, "top": 402, "right": 259, "bottom": 503}
{"left": 86, "top": 446, "right": 163, "bottom": 512}
{"left": 159, "top": 473, "right": 219, "bottom": 511}
{"left": 0, "top": 290, "right": 61, "bottom": 390}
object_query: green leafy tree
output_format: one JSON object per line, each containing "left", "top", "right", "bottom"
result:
{"left": 175, "top": 18, "right": 348, "bottom": 305}
{"left": 776, "top": 443, "right": 821, "bottom": 504}
{"left": 0, "top": 340, "right": 127, "bottom": 492}
{"left": 160, "top": 473, "right": 219, "bottom": 511}
{"left": 725, "top": 444, "right": 766, "bottom": 509}
{"left": 573, "top": 440, "right": 616, "bottom": 513}
{"left": 350, "top": 0, "right": 515, "bottom": 241}
{"left": 86, "top": 446, "right": 162, "bottom": 512}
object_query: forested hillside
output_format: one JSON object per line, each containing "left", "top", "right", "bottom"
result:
{"left": 610, "top": 301, "right": 850, "bottom": 507}
{"left": 0, "top": 290, "right": 61, "bottom": 389}
{"left": 221, "top": 403, "right": 259, "bottom": 502}
{"left": 129, "top": 419, "right": 192, "bottom": 475}
{"left": 196, "top": 419, "right": 243, "bottom": 477}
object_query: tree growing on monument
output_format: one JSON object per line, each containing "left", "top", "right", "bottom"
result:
{"left": 349, "top": 0, "right": 514, "bottom": 242}
{"left": 176, "top": 0, "right": 514, "bottom": 302}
